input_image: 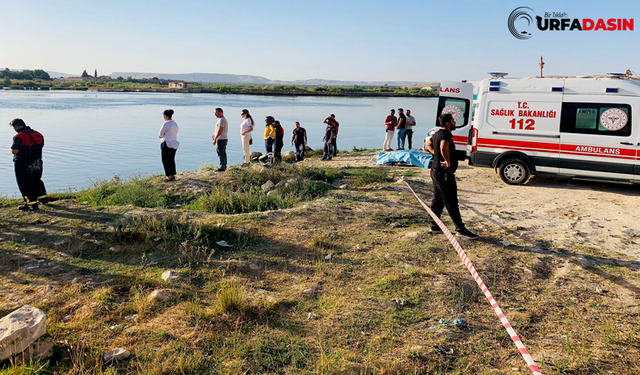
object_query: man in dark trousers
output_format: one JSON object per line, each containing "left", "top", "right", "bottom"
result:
{"left": 323, "top": 114, "right": 339, "bottom": 156}
{"left": 426, "top": 113, "right": 478, "bottom": 239}
{"left": 9, "top": 118, "right": 48, "bottom": 211}
{"left": 291, "top": 121, "right": 307, "bottom": 161}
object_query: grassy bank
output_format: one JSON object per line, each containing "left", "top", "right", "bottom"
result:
{"left": 1, "top": 155, "right": 638, "bottom": 374}
{"left": 2, "top": 80, "right": 438, "bottom": 98}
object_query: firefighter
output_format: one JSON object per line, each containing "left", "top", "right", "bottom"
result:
{"left": 9, "top": 119, "right": 47, "bottom": 211}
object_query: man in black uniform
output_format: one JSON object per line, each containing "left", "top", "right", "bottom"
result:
{"left": 426, "top": 114, "right": 478, "bottom": 239}
{"left": 10, "top": 118, "right": 48, "bottom": 211}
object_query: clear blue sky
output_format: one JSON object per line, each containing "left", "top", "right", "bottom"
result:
{"left": 1, "top": 0, "right": 638, "bottom": 82}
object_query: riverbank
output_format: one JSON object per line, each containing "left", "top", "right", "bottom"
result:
{"left": 3, "top": 81, "right": 438, "bottom": 98}
{"left": 1, "top": 153, "right": 638, "bottom": 374}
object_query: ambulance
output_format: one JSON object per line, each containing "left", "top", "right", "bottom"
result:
{"left": 438, "top": 74, "right": 640, "bottom": 184}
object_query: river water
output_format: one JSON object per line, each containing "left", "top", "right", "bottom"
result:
{"left": 0, "top": 90, "right": 437, "bottom": 196}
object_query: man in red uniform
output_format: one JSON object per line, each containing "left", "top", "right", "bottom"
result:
{"left": 10, "top": 119, "right": 47, "bottom": 211}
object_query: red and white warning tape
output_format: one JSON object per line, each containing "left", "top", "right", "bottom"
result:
{"left": 405, "top": 181, "right": 542, "bottom": 375}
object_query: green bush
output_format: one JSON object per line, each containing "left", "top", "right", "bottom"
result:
{"left": 350, "top": 167, "right": 391, "bottom": 186}
{"left": 78, "top": 174, "right": 175, "bottom": 208}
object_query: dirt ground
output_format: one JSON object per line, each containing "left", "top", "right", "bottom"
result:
{"left": 317, "top": 152, "right": 640, "bottom": 260}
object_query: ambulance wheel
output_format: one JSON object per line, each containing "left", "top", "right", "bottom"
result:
{"left": 499, "top": 158, "right": 530, "bottom": 185}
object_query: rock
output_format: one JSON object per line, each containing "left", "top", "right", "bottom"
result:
{"left": 161, "top": 270, "right": 179, "bottom": 282}
{"left": 324, "top": 254, "right": 332, "bottom": 260}
{"left": 82, "top": 233, "right": 91, "bottom": 238}
{"left": 275, "top": 180, "right": 287, "bottom": 188}
{"left": 109, "top": 247, "right": 119, "bottom": 252}
{"left": 53, "top": 240, "right": 67, "bottom": 247}
{"left": 266, "top": 190, "right": 278, "bottom": 197}
{"left": 391, "top": 297, "right": 407, "bottom": 306}
{"left": 249, "top": 259, "right": 266, "bottom": 273}
{"left": 307, "top": 312, "right": 318, "bottom": 320}
{"left": 124, "top": 314, "right": 138, "bottom": 321}
{"left": 0, "top": 305, "right": 47, "bottom": 361}
{"left": 339, "top": 184, "right": 348, "bottom": 189}
{"left": 62, "top": 315, "right": 72, "bottom": 322}
{"left": 250, "top": 152, "right": 263, "bottom": 162}
{"left": 153, "top": 237, "right": 162, "bottom": 242}
{"left": 389, "top": 222, "right": 402, "bottom": 228}
{"left": 11, "top": 338, "right": 53, "bottom": 365}
{"left": 282, "top": 151, "right": 296, "bottom": 162}
{"left": 501, "top": 240, "right": 511, "bottom": 247}
{"left": 216, "top": 240, "right": 232, "bottom": 247}
{"left": 302, "top": 284, "right": 323, "bottom": 296}
{"left": 103, "top": 348, "right": 130, "bottom": 362}
{"left": 261, "top": 180, "right": 275, "bottom": 191}
{"left": 284, "top": 178, "right": 299, "bottom": 188}
{"left": 109, "top": 325, "right": 121, "bottom": 333}
{"left": 147, "top": 289, "right": 172, "bottom": 303}
{"left": 252, "top": 161, "right": 267, "bottom": 170}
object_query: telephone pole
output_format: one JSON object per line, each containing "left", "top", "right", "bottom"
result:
{"left": 539, "top": 56, "right": 545, "bottom": 78}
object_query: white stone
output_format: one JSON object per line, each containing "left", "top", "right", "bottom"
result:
{"left": 161, "top": 270, "right": 179, "bottom": 282}
{"left": 147, "top": 289, "right": 172, "bottom": 303}
{"left": 266, "top": 190, "right": 278, "bottom": 197}
{"left": 502, "top": 240, "right": 511, "bottom": 247}
{"left": 216, "top": 240, "right": 232, "bottom": 247}
{"left": 261, "top": 180, "right": 275, "bottom": 191}
{"left": 0, "top": 305, "right": 47, "bottom": 361}
{"left": 103, "top": 348, "right": 130, "bottom": 362}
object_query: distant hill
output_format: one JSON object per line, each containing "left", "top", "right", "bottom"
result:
{"left": 47, "top": 71, "right": 77, "bottom": 78}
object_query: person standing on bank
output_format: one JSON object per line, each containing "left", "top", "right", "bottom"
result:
{"left": 240, "top": 109, "right": 254, "bottom": 166}
{"left": 9, "top": 119, "right": 47, "bottom": 211}
{"left": 263, "top": 116, "right": 276, "bottom": 163}
{"left": 382, "top": 109, "right": 397, "bottom": 151}
{"left": 273, "top": 120, "right": 285, "bottom": 163}
{"left": 324, "top": 114, "right": 339, "bottom": 156}
{"left": 426, "top": 113, "right": 478, "bottom": 239}
{"left": 396, "top": 108, "right": 407, "bottom": 150}
{"left": 213, "top": 107, "right": 228, "bottom": 172}
{"left": 405, "top": 109, "right": 416, "bottom": 150}
{"left": 322, "top": 118, "right": 336, "bottom": 161}
{"left": 158, "top": 109, "right": 179, "bottom": 182}
{"left": 291, "top": 121, "right": 307, "bottom": 161}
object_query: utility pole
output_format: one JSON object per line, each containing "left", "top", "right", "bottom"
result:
{"left": 539, "top": 56, "right": 545, "bottom": 78}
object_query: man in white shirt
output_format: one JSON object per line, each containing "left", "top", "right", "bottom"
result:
{"left": 213, "top": 107, "right": 228, "bottom": 172}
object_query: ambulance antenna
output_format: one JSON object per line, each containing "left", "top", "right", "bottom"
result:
{"left": 539, "top": 56, "right": 545, "bottom": 78}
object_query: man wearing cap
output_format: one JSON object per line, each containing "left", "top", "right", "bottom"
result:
{"left": 9, "top": 118, "right": 48, "bottom": 211}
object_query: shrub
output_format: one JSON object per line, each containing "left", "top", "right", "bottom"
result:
{"left": 78, "top": 174, "right": 175, "bottom": 208}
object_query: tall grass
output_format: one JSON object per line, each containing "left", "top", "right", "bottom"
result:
{"left": 78, "top": 174, "right": 175, "bottom": 208}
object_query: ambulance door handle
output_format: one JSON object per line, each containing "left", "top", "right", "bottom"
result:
{"left": 620, "top": 141, "right": 633, "bottom": 146}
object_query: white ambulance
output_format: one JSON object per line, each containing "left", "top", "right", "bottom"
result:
{"left": 439, "top": 74, "right": 640, "bottom": 184}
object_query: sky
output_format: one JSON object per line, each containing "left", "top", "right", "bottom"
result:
{"left": 1, "top": 0, "right": 639, "bottom": 82}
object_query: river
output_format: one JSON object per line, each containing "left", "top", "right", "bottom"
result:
{"left": 0, "top": 90, "right": 437, "bottom": 196}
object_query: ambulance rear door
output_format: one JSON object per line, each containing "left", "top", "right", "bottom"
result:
{"left": 437, "top": 81, "right": 474, "bottom": 160}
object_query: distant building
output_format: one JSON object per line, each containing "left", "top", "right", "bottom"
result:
{"left": 168, "top": 81, "right": 193, "bottom": 89}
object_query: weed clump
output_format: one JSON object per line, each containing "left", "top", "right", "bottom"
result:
{"left": 217, "top": 282, "right": 247, "bottom": 312}
{"left": 79, "top": 174, "right": 176, "bottom": 208}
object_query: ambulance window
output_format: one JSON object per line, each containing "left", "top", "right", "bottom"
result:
{"left": 560, "top": 103, "right": 632, "bottom": 137}
{"left": 437, "top": 97, "right": 470, "bottom": 128}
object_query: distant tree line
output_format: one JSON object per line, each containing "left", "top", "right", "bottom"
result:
{"left": 1, "top": 68, "right": 51, "bottom": 81}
